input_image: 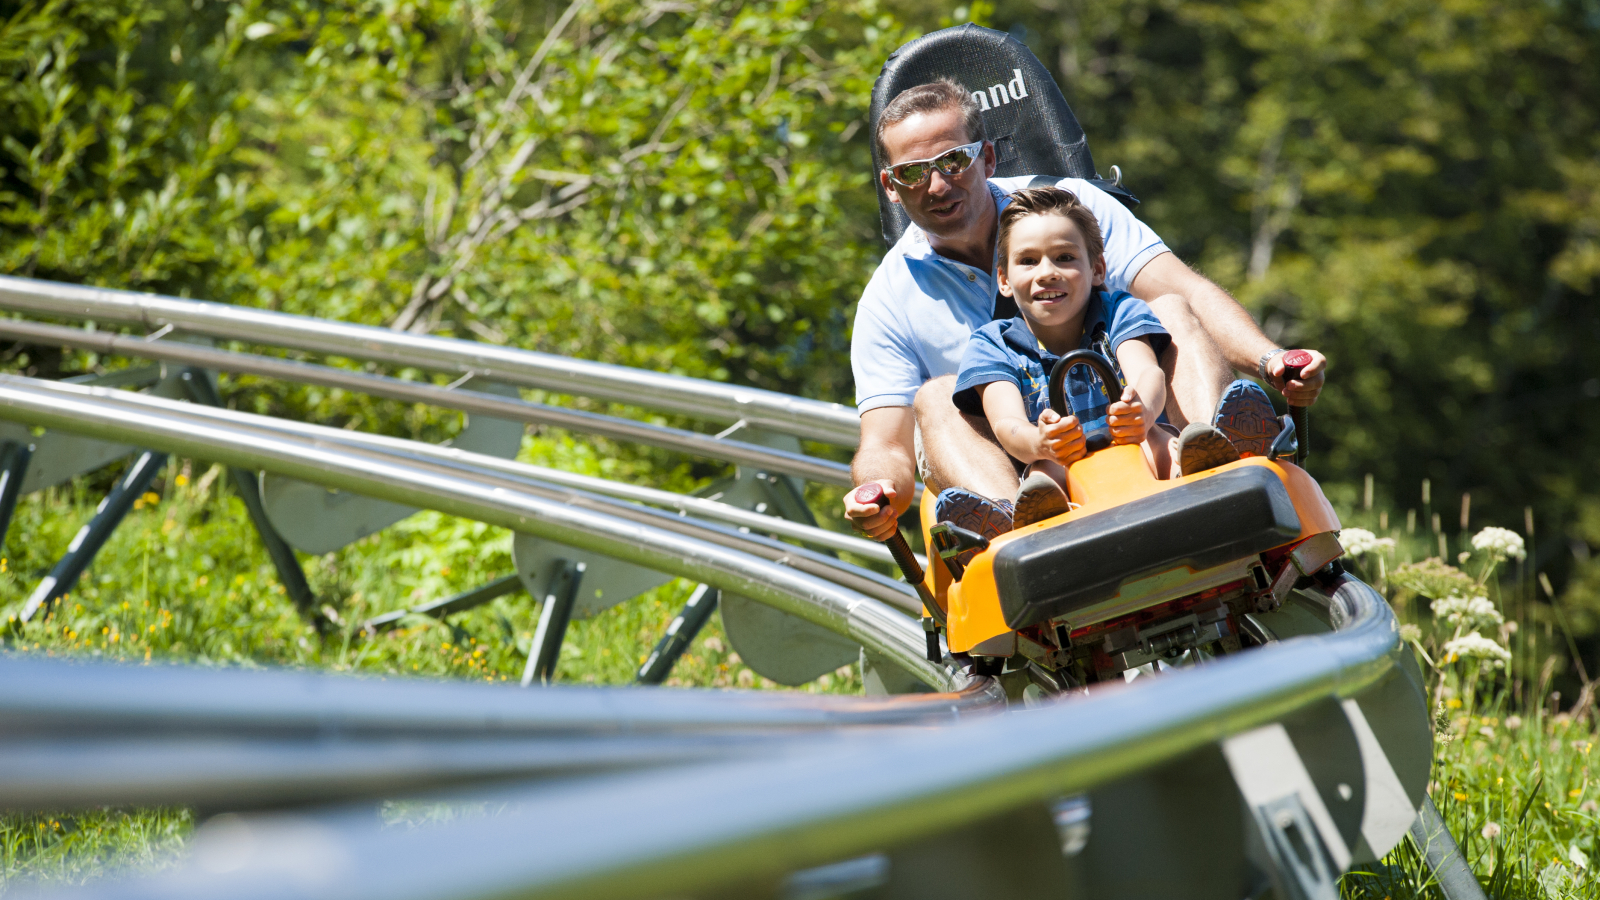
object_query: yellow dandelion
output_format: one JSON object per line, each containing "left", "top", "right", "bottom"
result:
{"left": 175, "top": 474, "right": 189, "bottom": 487}
{"left": 1454, "top": 792, "right": 1468, "bottom": 801}
{"left": 1447, "top": 698, "right": 1462, "bottom": 709}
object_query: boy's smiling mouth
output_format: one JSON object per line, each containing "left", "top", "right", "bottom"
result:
{"left": 1031, "top": 289, "right": 1068, "bottom": 303}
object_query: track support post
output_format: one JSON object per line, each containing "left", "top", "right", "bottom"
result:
{"left": 636, "top": 584, "right": 719, "bottom": 685}
{"left": 522, "top": 559, "right": 585, "bottom": 686}
{"left": 20, "top": 450, "right": 167, "bottom": 622}
{"left": 0, "top": 440, "right": 33, "bottom": 557}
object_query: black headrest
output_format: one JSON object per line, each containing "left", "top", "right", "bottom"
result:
{"left": 869, "top": 24, "right": 1102, "bottom": 247}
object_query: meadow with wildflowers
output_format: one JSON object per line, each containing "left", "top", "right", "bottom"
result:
{"left": 1337, "top": 487, "right": 1600, "bottom": 899}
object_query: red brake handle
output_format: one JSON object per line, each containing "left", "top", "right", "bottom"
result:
{"left": 1280, "top": 349, "right": 1313, "bottom": 383}
{"left": 853, "top": 482, "right": 886, "bottom": 512}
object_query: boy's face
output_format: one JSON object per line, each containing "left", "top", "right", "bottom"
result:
{"left": 997, "top": 213, "right": 1107, "bottom": 329}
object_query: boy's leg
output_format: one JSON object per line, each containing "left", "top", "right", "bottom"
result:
{"left": 912, "top": 375, "right": 1021, "bottom": 500}
{"left": 1145, "top": 293, "right": 1235, "bottom": 430}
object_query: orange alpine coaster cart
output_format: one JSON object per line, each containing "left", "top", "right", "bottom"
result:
{"left": 860, "top": 349, "right": 1344, "bottom": 694}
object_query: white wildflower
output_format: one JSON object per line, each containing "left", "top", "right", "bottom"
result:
{"left": 1443, "top": 632, "right": 1512, "bottom": 668}
{"left": 1482, "top": 822, "right": 1501, "bottom": 840}
{"left": 1471, "top": 526, "right": 1526, "bottom": 561}
{"left": 1341, "top": 528, "right": 1396, "bottom": 557}
{"left": 1399, "top": 623, "right": 1423, "bottom": 643}
{"left": 1432, "top": 595, "right": 1503, "bottom": 630}
{"left": 1506, "top": 715, "right": 1523, "bottom": 730}
{"left": 1571, "top": 844, "right": 1590, "bottom": 870}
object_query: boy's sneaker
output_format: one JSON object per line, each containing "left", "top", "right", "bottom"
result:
{"left": 933, "top": 488, "right": 1014, "bottom": 566}
{"left": 1175, "top": 422, "right": 1240, "bottom": 476}
{"left": 1213, "top": 379, "right": 1278, "bottom": 458}
{"left": 1013, "top": 471, "right": 1070, "bottom": 528}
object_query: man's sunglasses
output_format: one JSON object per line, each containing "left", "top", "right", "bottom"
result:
{"left": 882, "top": 140, "right": 987, "bottom": 189}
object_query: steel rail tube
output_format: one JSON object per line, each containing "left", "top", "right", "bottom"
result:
{"left": 8, "top": 380, "right": 924, "bottom": 617}
{"left": 0, "top": 274, "right": 864, "bottom": 446}
{"left": 0, "top": 325, "right": 900, "bottom": 562}
{"left": 0, "top": 655, "right": 1003, "bottom": 811}
{"left": 48, "top": 578, "right": 1405, "bottom": 900}
{"left": 0, "top": 655, "right": 991, "bottom": 739}
{"left": 0, "top": 318, "right": 855, "bottom": 486}
{"left": 0, "top": 375, "right": 941, "bottom": 686}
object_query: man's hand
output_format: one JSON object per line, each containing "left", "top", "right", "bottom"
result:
{"left": 1106, "top": 386, "right": 1147, "bottom": 445}
{"left": 844, "top": 479, "right": 906, "bottom": 542}
{"left": 1038, "top": 408, "right": 1086, "bottom": 465}
{"left": 1267, "top": 348, "right": 1326, "bottom": 406}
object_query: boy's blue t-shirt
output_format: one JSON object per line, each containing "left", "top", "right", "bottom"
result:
{"left": 951, "top": 290, "right": 1171, "bottom": 431}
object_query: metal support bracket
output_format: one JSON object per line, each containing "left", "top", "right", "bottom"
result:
{"left": 0, "top": 439, "right": 34, "bottom": 556}
{"left": 522, "top": 559, "right": 585, "bottom": 686}
{"left": 1409, "top": 797, "right": 1488, "bottom": 900}
{"left": 20, "top": 450, "right": 168, "bottom": 622}
{"left": 362, "top": 574, "right": 525, "bottom": 633}
{"left": 1251, "top": 793, "right": 1339, "bottom": 900}
{"left": 635, "top": 584, "right": 720, "bottom": 685}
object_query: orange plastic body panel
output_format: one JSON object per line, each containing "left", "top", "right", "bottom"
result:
{"left": 944, "top": 454, "right": 1341, "bottom": 652}
{"left": 917, "top": 489, "right": 952, "bottom": 618}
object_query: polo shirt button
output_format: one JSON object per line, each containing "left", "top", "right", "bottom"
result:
{"left": 966, "top": 271, "right": 976, "bottom": 282}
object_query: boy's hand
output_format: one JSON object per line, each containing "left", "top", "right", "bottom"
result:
{"left": 1038, "top": 408, "right": 1086, "bottom": 465}
{"left": 844, "top": 479, "right": 903, "bottom": 542}
{"left": 1106, "top": 386, "right": 1147, "bottom": 445}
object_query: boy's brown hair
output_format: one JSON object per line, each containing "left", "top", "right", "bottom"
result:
{"left": 996, "top": 187, "right": 1105, "bottom": 283}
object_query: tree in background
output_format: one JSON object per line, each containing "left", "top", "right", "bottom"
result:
{"left": 2, "top": 0, "right": 906, "bottom": 404}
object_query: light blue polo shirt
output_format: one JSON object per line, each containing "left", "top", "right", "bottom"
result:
{"left": 850, "top": 175, "right": 1169, "bottom": 413}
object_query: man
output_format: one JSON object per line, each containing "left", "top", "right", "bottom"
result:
{"left": 844, "top": 80, "right": 1325, "bottom": 540}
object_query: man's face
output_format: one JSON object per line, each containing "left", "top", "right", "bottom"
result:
{"left": 879, "top": 107, "right": 997, "bottom": 243}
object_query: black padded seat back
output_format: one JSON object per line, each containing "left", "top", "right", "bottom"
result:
{"left": 870, "top": 24, "right": 1097, "bottom": 247}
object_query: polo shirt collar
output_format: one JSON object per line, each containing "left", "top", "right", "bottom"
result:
{"left": 996, "top": 292, "right": 1110, "bottom": 357}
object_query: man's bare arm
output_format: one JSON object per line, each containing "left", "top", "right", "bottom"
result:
{"left": 843, "top": 406, "right": 917, "bottom": 541}
{"left": 1130, "top": 251, "right": 1326, "bottom": 404}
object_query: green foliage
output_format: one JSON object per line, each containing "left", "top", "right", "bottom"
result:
{"left": 2, "top": 0, "right": 906, "bottom": 404}
{"left": 977, "top": 0, "right": 1600, "bottom": 546}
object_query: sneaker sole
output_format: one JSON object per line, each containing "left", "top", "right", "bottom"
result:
{"left": 1014, "top": 474, "right": 1070, "bottom": 528}
{"left": 1214, "top": 381, "right": 1278, "bottom": 457}
{"left": 1177, "top": 425, "right": 1240, "bottom": 476}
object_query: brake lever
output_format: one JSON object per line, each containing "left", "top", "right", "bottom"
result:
{"left": 1280, "top": 349, "right": 1312, "bottom": 467}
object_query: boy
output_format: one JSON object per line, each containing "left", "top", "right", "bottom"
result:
{"left": 948, "top": 187, "right": 1278, "bottom": 530}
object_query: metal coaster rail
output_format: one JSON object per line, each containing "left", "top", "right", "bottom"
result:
{"left": 0, "top": 274, "right": 864, "bottom": 447}
{"left": 16, "top": 577, "right": 1449, "bottom": 900}
{"left": 0, "top": 317, "right": 857, "bottom": 488}
{"left": 0, "top": 374, "right": 943, "bottom": 687}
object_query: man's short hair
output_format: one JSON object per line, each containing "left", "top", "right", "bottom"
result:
{"left": 997, "top": 186, "right": 1105, "bottom": 280}
{"left": 874, "top": 79, "right": 987, "bottom": 165}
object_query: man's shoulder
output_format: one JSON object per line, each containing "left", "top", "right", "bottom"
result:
{"left": 992, "top": 173, "right": 1110, "bottom": 201}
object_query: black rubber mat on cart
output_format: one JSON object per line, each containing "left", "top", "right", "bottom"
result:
{"left": 995, "top": 466, "right": 1303, "bottom": 630}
